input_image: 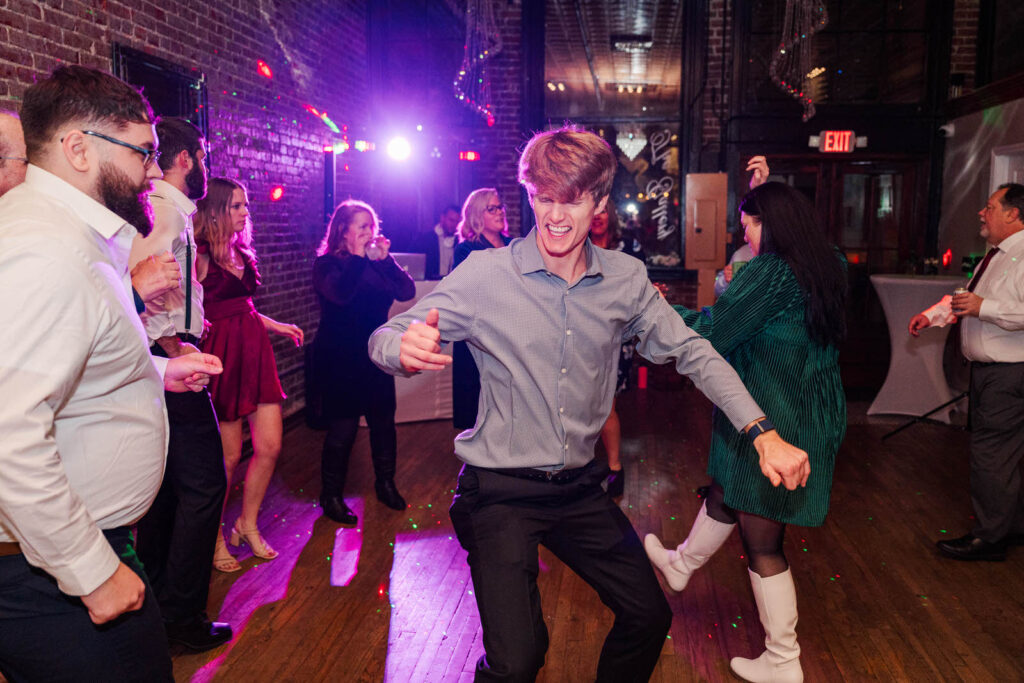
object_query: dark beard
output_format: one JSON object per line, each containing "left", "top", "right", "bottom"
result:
{"left": 98, "top": 162, "right": 154, "bottom": 236}
{"left": 184, "top": 156, "right": 207, "bottom": 200}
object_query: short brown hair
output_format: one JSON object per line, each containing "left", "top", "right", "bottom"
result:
{"left": 518, "top": 125, "right": 616, "bottom": 203}
{"left": 20, "top": 65, "right": 154, "bottom": 162}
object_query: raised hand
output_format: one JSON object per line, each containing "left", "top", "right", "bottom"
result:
{"left": 746, "top": 156, "right": 770, "bottom": 189}
{"left": 399, "top": 308, "right": 451, "bottom": 373}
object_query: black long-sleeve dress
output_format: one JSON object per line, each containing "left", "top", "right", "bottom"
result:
{"left": 312, "top": 252, "right": 416, "bottom": 418}
{"left": 451, "top": 235, "right": 513, "bottom": 429}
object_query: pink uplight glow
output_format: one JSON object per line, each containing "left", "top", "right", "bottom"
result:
{"left": 257, "top": 59, "right": 273, "bottom": 79}
{"left": 330, "top": 498, "right": 365, "bottom": 587}
{"left": 385, "top": 531, "right": 484, "bottom": 680}
{"left": 192, "top": 485, "right": 322, "bottom": 682}
{"left": 270, "top": 186, "right": 285, "bottom": 201}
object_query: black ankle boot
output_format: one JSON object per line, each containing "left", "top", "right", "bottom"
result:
{"left": 375, "top": 479, "right": 407, "bottom": 511}
{"left": 320, "top": 495, "right": 358, "bottom": 525}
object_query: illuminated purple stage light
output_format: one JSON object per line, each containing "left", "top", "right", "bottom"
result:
{"left": 386, "top": 136, "right": 412, "bottom": 162}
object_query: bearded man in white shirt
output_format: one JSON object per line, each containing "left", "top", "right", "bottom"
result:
{"left": 909, "top": 183, "right": 1024, "bottom": 561}
{"left": 0, "top": 65, "right": 222, "bottom": 681}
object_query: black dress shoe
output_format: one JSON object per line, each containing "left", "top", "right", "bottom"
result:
{"left": 606, "top": 469, "right": 625, "bottom": 498}
{"left": 375, "top": 479, "right": 407, "bottom": 511}
{"left": 165, "top": 615, "right": 232, "bottom": 651}
{"left": 321, "top": 495, "right": 358, "bottom": 525}
{"left": 936, "top": 533, "right": 1007, "bottom": 561}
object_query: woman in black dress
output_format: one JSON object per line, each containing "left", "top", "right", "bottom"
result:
{"left": 450, "top": 187, "right": 513, "bottom": 430}
{"left": 312, "top": 200, "right": 415, "bottom": 525}
{"left": 588, "top": 202, "right": 644, "bottom": 497}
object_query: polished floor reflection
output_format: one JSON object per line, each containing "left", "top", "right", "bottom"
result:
{"left": 171, "top": 370, "right": 1024, "bottom": 682}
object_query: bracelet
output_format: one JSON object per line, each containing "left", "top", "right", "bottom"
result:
{"left": 746, "top": 418, "right": 776, "bottom": 443}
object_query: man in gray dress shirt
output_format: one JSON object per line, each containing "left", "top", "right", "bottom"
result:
{"left": 369, "top": 126, "right": 809, "bottom": 681}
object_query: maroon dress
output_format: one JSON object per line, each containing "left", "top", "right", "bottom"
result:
{"left": 199, "top": 244, "right": 285, "bottom": 422}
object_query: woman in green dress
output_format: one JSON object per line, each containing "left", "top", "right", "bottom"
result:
{"left": 645, "top": 182, "right": 847, "bottom": 683}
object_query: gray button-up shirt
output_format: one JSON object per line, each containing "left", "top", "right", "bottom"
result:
{"left": 369, "top": 230, "right": 764, "bottom": 470}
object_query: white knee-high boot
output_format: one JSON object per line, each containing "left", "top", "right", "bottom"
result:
{"left": 730, "top": 567, "right": 803, "bottom": 683}
{"left": 644, "top": 502, "right": 735, "bottom": 591}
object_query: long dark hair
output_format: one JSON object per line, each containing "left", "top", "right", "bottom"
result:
{"left": 738, "top": 182, "right": 847, "bottom": 347}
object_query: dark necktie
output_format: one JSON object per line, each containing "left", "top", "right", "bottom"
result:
{"left": 967, "top": 247, "right": 999, "bottom": 293}
{"left": 184, "top": 230, "right": 193, "bottom": 332}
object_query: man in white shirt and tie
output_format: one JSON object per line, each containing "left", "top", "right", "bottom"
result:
{"left": 0, "top": 65, "right": 222, "bottom": 681}
{"left": 909, "top": 183, "right": 1024, "bottom": 561}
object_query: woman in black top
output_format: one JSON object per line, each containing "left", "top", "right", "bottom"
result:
{"left": 312, "top": 200, "right": 415, "bottom": 525}
{"left": 450, "top": 187, "right": 513, "bottom": 430}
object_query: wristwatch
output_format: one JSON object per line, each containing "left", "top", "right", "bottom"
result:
{"left": 746, "top": 418, "right": 776, "bottom": 443}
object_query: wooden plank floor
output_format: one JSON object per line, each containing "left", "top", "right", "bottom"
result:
{"left": 169, "top": 370, "right": 1024, "bottom": 682}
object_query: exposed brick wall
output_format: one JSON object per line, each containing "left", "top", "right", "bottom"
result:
{"left": 701, "top": 0, "right": 731, "bottom": 153}
{"left": 464, "top": 2, "right": 525, "bottom": 236}
{"left": 951, "top": 0, "right": 979, "bottom": 93}
{"left": 0, "top": 0, "right": 370, "bottom": 415}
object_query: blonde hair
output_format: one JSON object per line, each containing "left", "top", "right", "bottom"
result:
{"left": 318, "top": 199, "right": 379, "bottom": 256}
{"left": 457, "top": 187, "right": 507, "bottom": 243}
{"left": 194, "top": 178, "right": 257, "bottom": 275}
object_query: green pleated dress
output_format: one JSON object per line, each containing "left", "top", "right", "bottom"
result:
{"left": 675, "top": 253, "right": 846, "bottom": 527}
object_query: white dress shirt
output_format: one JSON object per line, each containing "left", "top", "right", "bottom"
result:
{"left": 922, "top": 229, "right": 1024, "bottom": 362}
{"left": 0, "top": 165, "right": 169, "bottom": 596}
{"left": 129, "top": 178, "right": 205, "bottom": 341}
{"left": 435, "top": 223, "right": 456, "bottom": 276}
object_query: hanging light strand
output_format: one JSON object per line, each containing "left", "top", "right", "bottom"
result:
{"left": 453, "top": 0, "right": 503, "bottom": 126}
{"left": 768, "top": 0, "right": 828, "bottom": 122}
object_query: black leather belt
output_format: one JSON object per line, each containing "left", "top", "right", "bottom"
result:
{"left": 178, "top": 333, "right": 200, "bottom": 345}
{"left": 487, "top": 460, "right": 595, "bottom": 484}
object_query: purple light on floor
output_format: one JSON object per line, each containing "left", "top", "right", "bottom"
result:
{"left": 191, "top": 491, "right": 322, "bottom": 682}
{"left": 331, "top": 497, "right": 365, "bottom": 587}
{"left": 385, "top": 531, "right": 484, "bottom": 681}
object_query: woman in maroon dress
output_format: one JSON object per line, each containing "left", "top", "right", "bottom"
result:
{"left": 195, "top": 178, "right": 303, "bottom": 572}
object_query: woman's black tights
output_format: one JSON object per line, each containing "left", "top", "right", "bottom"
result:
{"left": 703, "top": 482, "right": 789, "bottom": 577}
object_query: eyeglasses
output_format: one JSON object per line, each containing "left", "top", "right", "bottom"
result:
{"left": 80, "top": 130, "right": 161, "bottom": 168}
{"left": 0, "top": 156, "right": 27, "bottom": 164}
{"left": 485, "top": 204, "right": 506, "bottom": 214}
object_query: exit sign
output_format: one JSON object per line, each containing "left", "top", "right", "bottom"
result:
{"left": 820, "top": 130, "right": 855, "bottom": 153}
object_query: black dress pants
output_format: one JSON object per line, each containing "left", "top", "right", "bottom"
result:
{"left": 136, "top": 388, "right": 226, "bottom": 623}
{"left": 0, "top": 528, "right": 173, "bottom": 682}
{"left": 449, "top": 463, "right": 672, "bottom": 682}
{"left": 321, "top": 401, "right": 399, "bottom": 496}
{"left": 969, "top": 361, "right": 1024, "bottom": 542}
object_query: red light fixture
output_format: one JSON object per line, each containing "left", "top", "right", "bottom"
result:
{"left": 942, "top": 248, "right": 952, "bottom": 269}
{"left": 270, "top": 186, "right": 284, "bottom": 201}
{"left": 458, "top": 150, "right": 480, "bottom": 161}
{"left": 257, "top": 60, "right": 273, "bottom": 79}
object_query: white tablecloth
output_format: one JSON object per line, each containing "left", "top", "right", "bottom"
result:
{"left": 388, "top": 280, "right": 453, "bottom": 424}
{"left": 868, "top": 274, "right": 966, "bottom": 422}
